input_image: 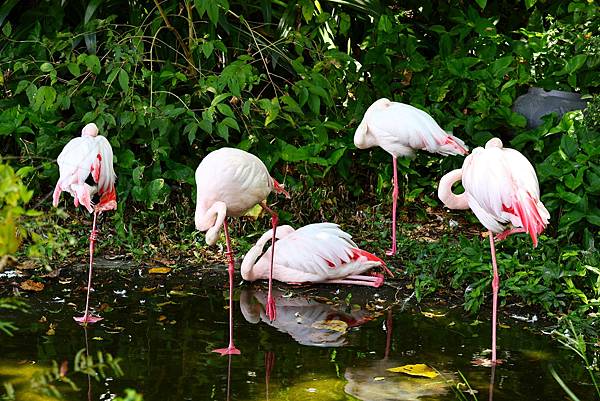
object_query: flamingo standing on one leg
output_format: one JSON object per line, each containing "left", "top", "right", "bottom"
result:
{"left": 354, "top": 98, "right": 469, "bottom": 255}
{"left": 438, "top": 137, "right": 550, "bottom": 364}
{"left": 241, "top": 223, "right": 392, "bottom": 286}
{"left": 194, "top": 147, "right": 289, "bottom": 355}
{"left": 53, "top": 122, "right": 117, "bottom": 324}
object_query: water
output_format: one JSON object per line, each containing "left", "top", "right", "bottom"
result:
{"left": 0, "top": 263, "right": 594, "bottom": 400}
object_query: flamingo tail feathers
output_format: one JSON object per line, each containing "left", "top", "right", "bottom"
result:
{"left": 510, "top": 189, "right": 549, "bottom": 247}
{"left": 351, "top": 248, "right": 393, "bottom": 277}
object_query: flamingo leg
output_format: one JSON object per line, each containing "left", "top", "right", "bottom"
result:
{"left": 489, "top": 230, "right": 499, "bottom": 364}
{"left": 386, "top": 156, "right": 398, "bottom": 256}
{"left": 74, "top": 211, "right": 103, "bottom": 324}
{"left": 213, "top": 218, "right": 241, "bottom": 356}
{"left": 384, "top": 309, "right": 392, "bottom": 359}
{"left": 260, "top": 202, "right": 278, "bottom": 322}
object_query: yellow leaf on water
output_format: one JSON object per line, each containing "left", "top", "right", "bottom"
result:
{"left": 421, "top": 311, "right": 447, "bottom": 318}
{"left": 373, "top": 376, "right": 386, "bottom": 381}
{"left": 148, "top": 267, "right": 172, "bottom": 274}
{"left": 311, "top": 319, "right": 348, "bottom": 333}
{"left": 387, "top": 364, "right": 439, "bottom": 378}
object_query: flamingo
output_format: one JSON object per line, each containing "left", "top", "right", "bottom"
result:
{"left": 438, "top": 137, "right": 550, "bottom": 364}
{"left": 53, "top": 122, "right": 117, "bottom": 324}
{"left": 354, "top": 98, "right": 469, "bottom": 255}
{"left": 194, "top": 147, "right": 289, "bottom": 355}
{"left": 241, "top": 223, "right": 392, "bottom": 286}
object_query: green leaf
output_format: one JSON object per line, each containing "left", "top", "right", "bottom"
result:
{"left": 475, "top": 0, "right": 487, "bottom": 9}
{"left": 118, "top": 70, "right": 129, "bottom": 92}
{"left": 201, "top": 41, "right": 214, "bottom": 58}
{"left": 565, "top": 54, "right": 587, "bottom": 74}
{"left": 216, "top": 103, "right": 235, "bottom": 118}
{"left": 222, "top": 117, "right": 239, "bottom": 131}
{"left": 524, "top": 0, "right": 537, "bottom": 9}
{"left": 40, "top": 62, "right": 54, "bottom": 73}
{"left": 2, "top": 21, "right": 11, "bottom": 36}
{"left": 67, "top": 63, "right": 81, "bottom": 77}
{"left": 211, "top": 93, "right": 231, "bottom": 106}
{"left": 84, "top": 55, "right": 101, "bottom": 74}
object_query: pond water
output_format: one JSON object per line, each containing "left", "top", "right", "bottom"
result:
{"left": 0, "top": 263, "right": 594, "bottom": 401}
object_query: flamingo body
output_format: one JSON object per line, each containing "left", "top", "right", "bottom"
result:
{"left": 438, "top": 137, "right": 549, "bottom": 364}
{"left": 242, "top": 223, "right": 390, "bottom": 287}
{"left": 53, "top": 123, "right": 117, "bottom": 213}
{"left": 354, "top": 98, "right": 469, "bottom": 158}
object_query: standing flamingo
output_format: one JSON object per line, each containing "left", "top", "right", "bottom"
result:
{"left": 195, "top": 147, "right": 289, "bottom": 355}
{"left": 354, "top": 98, "right": 469, "bottom": 255}
{"left": 438, "top": 137, "right": 549, "bottom": 364}
{"left": 53, "top": 122, "right": 117, "bottom": 324}
{"left": 241, "top": 223, "right": 392, "bottom": 286}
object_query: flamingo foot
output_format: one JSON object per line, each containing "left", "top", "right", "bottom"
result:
{"left": 73, "top": 314, "right": 103, "bottom": 324}
{"left": 472, "top": 357, "right": 504, "bottom": 367}
{"left": 266, "top": 295, "right": 276, "bottom": 322}
{"left": 213, "top": 345, "right": 241, "bottom": 356}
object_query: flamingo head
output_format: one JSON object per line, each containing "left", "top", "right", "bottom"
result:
{"left": 485, "top": 137, "right": 503, "bottom": 149}
{"left": 81, "top": 123, "right": 99, "bottom": 137}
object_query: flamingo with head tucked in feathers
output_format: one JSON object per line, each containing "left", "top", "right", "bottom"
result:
{"left": 241, "top": 223, "right": 392, "bottom": 287}
{"left": 53, "top": 122, "right": 117, "bottom": 324}
{"left": 194, "top": 147, "right": 289, "bottom": 356}
{"left": 354, "top": 98, "right": 469, "bottom": 255}
{"left": 438, "top": 137, "right": 550, "bottom": 364}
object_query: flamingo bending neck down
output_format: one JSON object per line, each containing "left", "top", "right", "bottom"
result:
{"left": 53, "top": 122, "right": 117, "bottom": 324}
{"left": 354, "top": 98, "right": 469, "bottom": 256}
{"left": 194, "top": 147, "right": 289, "bottom": 355}
{"left": 241, "top": 223, "right": 392, "bottom": 287}
{"left": 438, "top": 137, "right": 549, "bottom": 364}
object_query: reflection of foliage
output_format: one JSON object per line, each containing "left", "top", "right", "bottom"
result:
{"left": 0, "top": 350, "right": 125, "bottom": 400}
{"left": 0, "top": 298, "right": 28, "bottom": 336}
{"left": 551, "top": 320, "right": 600, "bottom": 401}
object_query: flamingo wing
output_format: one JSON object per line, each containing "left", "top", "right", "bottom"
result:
{"left": 94, "top": 136, "right": 116, "bottom": 194}
{"left": 272, "top": 223, "right": 358, "bottom": 278}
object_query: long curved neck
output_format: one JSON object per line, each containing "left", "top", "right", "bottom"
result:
{"left": 195, "top": 201, "right": 227, "bottom": 245}
{"left": 241, "top": 229, "right": 275, "bottom": 279}
{"left": 438, "top": 169, "right": 470, "bottom": 210}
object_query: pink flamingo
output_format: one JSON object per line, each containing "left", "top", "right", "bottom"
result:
{"left": 354, "top": 98, "right": 469, "bottom": 255}
{"left": 194, "top": 147, "right": 289, "bottom": 355}
{"left": 438, "top": 137, "right": 549, "bottom": 364}
{"left": 53, "top": 122, "right": 117, "bottom": 324}
{"left": 241, "top": 223, "right": 392, "bottom": 286}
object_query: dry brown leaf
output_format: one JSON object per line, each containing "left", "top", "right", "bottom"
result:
{"left": 311, "top": 319, "right": 348, "bottom": 333}
{"left": 20, "top": 280, "right": 44, "bottom": 292}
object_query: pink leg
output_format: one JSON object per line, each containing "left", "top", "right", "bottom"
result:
{"left": 325, "top": 274, "right": 384, "bottom": 287}
{"left": 74, "top": 211, "right": 103, "bottom": 324}
{"left": 495, "top": 227, "right": 526, "bottom": 242}
{"left": 261, "top": 202, "right": 278, "bottom": 322}
{"left": 489, "top": 230, "right": 499, "bottom": 364}
{"left": 213, "top": 218, "right": 241, "bottom": 356}
{"left": 386, "top": 156, "right": 398, "bottom": 256}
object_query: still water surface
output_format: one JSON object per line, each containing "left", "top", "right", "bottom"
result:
{"left": 0, "top": 264, "right": 593, "bottom": 400}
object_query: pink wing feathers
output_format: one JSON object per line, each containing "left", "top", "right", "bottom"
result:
{"left": 354, "top": 98, "right": 469, "bottom": 158}
{"left": 462, "top": 139, "right": 549, "bottom": 246}
{"left": 242, "top": 223, "right": 388, "bottom": 283}
{"left": 53, "top": 134, "right": 116, "bottom": 213}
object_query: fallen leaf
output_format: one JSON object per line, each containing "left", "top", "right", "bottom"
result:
{"left": 387, "top": 364, "right": 439, "bottom": 378}
{"left": 421, "top": 311, "right": 447, "bottom": 318}
{"left": 499, "top": 323, "right": 511, "bottom": 329}
{"left": 141, "top": 287, "right": 157, "bottom": 292}
{"left": 373, "top": 377, "right": 385, "bottom": 381}
{"left": 311, "top": 319, "right": 348, "bottom": 333}
{"left": 148, "top": 267, "right": 172, "bottom": 274}
{"left": 243, "top": 203, "right": 263, "bottom": 219}
{"left": 20, "top": 280, "right": 44, "bottom": 292}
{"left": 46, "top": 323, "right": 56, "bottom": 336}
{"left": 92, "top": 337, "right": 104, "bottom": 341}
{"left": 158, "top": 315, "right": 167, "bottom": 321}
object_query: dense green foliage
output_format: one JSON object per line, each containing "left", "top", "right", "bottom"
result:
{"left": 0, "top": 0, "right": 598, "bottom": 323}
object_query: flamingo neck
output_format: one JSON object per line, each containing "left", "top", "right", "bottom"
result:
{"left": 241, "top": 229, "right": 275, "bottom": 281}
{"left": 438, "top": 169, "right": 470, "bottom": 210}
